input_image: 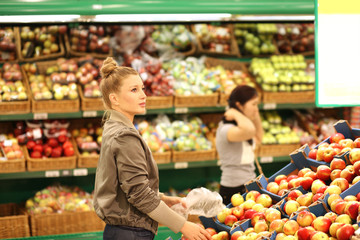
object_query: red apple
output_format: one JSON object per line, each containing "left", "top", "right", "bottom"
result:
{"left": 323, "top": 147, "right": 337, "bottom": 163}
{"left": 232, "top": 205, "right": 244, "bottom": 219}
{"left": 288, "top": 177, "right": 301, "bottom": 189}
{"left": 255, "top": 194, "right": 272, "bottom": 208}
{"left": 205, "top": 228, "right": 217, "bottom": 236}
{"left": 287, "top": 174, "right": 298, "bottom": 182}
{"left": 311, "top": 231, "right": 329, "bottom": 240}
{"left": 251, "top": 212, "right": 265, "bottom": 226}
{"left": 275, "top": 174, "right": 288, "bottom": 184}
{"left": 287, "top": 189, "right": 303, "bottom": 201}
{"left": 26, "top": 140, "right": 36, "bottom": 150}
{"left": 284, "top": 200, "right": 300, "bottom": 216}
{"left": 330, "top": 178, "right": 349, "bottom": 192}
{"left": 353, "top": 161, "right": 360, "bottom": 176}
{"left": 344, "top": 201, "right": 360, "bottom": 220}
{"left": 297, "top": 227, "right": 313, "bottom": 240}
{"left": 304, "top": 171, "right": 317, "bottom": 180}
{"left": 336, "top": 224, "right": 355, "bottom": 240}
{"left": 312, "top": 216, "right": 332, "bottom": 233}
{"left": 64, "top": 146, "right": 74, "bottom": 156}
{"left": 48, "top": 138, "right": 59, "bottom": 148}
{"left": 283, "top": 219, "right": 299, "bottom": 236}
{"left": 230, "top": 231, "right": 243, "bottom": 240}
{"left": 300, "top": 177, "right": 314, "bottom": 191}
{"left": 308, "top": 149, "right": 317, "bottom": 160}
{"left": 339, "top": 139, "right": 354, "bottom": 149}
{"left": 312, "top": 193, "right": 324, "bottom": 202}
{"left": 353, "top": 137, "right": 360, "bottom": 148}
{"left": 33, "top": 144, "right": 43, "bottom": 154}
{"left": 297, "top": 210, "right": 315, "bottom": 227}
{"left": 330, "top": 158, "right": 346, "bottom": 170}
{"left": 333, "top": 200, "right": 347, "bottom": 215}
{"left": 311, "top": 179, "right": 326, "bottom": 194}
{"left": 330, "top": 169, "right": 342, "bottom": 181}
{"left": 349, "top": 148, "right": 360, "bottom": 164}
{"left": 329, "top": 222, "right": 345, "bottom": 237}
{"left": 298, "top": 168, "right": 312, "bottom": 177}
{"left": 246, "top": 190, "right": 261, "bottom": 201}
{"left": 340, "top": 166, "right": 355, "bottom": 183}
{"left": 330, "top": 133, "right": 345, "bottom": 144}
{"left": 44, "top": 146, "right": 52, "bottom": 157}
{"left": 243, "top": 209, "right": 257, "bottom": 219}
{"left": 224, "top": 214, "right": 237, "bottom": 227}
{"left": 267, "top": 182, "right": 280, "bottom": 195}
{"left": 30, "top": 151, "right": 42, "bottom": 158}
{"left": 316, "top": 165, "right": 331, "bottom": 181}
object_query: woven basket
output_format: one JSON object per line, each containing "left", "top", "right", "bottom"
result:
{"left": 172, "top": 149, "right": 216, "bottom": 162}
{"left": 174, "top": 92, "right": 219, "bottom": 108}
{"left": 16, "top": 27, "right": 65, "bottom": 62}
{"left": 258, "top": 143, "right": 301, "bottom": 157}
{"left": 152, "top": 151, "right": 171, "bottom": 164}
{"left": 0, "top": 146, "right": 26, "bottom": 173}
{"left": 146, "top": 96, "right": 173, "bottom": 109}
{"left": 78, "top": 86, "right": 104, "bottom": 111}
{"left": 191, "top": 24, "right": 240, "bottom": 57}
{"left": 262, "top": 90, "right": 315, "bottom": 104}
{"left": 72, "top": 138, "right": 99, "bottom": 168}
{"left": 22, "top": 61, "right": 80, "bottom": 113}
{"left": 25, "top": 147, "right": 76, "bottom": 172}
{"left": 204, "top": 57, "right": 262, "bottom": 106}
{"left": 30, "top": 211, "right": 105, "bottom": 236}
{"left": 64, "top": 33, "right": 113, "bottom": 59}
{"left": 0, "top": 27, "right": 21, "bottom": 63}
{"left": 0, "top": 203, "right": 30, "bottom": 239}
{"left": 0, "top": 68, "right": 31, "bottom": 114}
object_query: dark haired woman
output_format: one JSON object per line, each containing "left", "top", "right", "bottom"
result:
{"left": 216, "top": 85, "right": 264, "bottom": 205}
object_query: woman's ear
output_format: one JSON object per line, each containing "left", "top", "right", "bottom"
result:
{"left": 235, "top": 101, "right": 243, "bottom": 111}
{"left": 109, "top": 93, "right": 119, "bottom": 106}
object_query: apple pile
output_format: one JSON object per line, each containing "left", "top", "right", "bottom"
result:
{"left": 261, "top": 111, "right": 301, "bottom": 145}
{"left": 275, "top": 23, "right": 314, "bottom": 54}
{"left": 164, "top": 58, "right": 220, "bottom": 96}
{"left": 0, "top": 27, "right": 17, "bottom": 61}
{"left": 249, "top": 55, "right": 315, "bottom": 92}
{"left": 180, "top": 225, "right": 229, "bottom": 240}
{"left": 71, "top": 122, "right": 102, "bottom": 157}
{"left": 0, "top": 133, "right": 24, "bottom": 160}
{"left": 0, "top": 63, "right": 28, "bottom": 101}
{"left": 234, "top": 23, "right": 277, "bottom": 56}
{"left": 216, "top": 191, "right": 279, "bottom": 228}
{"left": 75, "top": 58, "right": 103, "bottom": 98}
{"left": 25, "top": 185, "right": 94, "bottom": 214}
{"left": 69, "top": 25, "right": 110, "bottom": 54}
{"left": 16, "top": 119, "right": 76, "bottom": 159}
{"left": 193, "top": 24, "right": 232, "bottom": 53}
{"left": 20, "top": 25, "right": 66, "bottom": 58}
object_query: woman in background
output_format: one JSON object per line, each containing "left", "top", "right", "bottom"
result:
{"left": 216, "top": 85, "right": 263, "bottom": 205}
{"left": 93, "top": 57, "right": 211, "bottom": 240}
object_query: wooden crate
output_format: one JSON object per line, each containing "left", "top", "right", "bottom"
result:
{"left": 258, "top": 143, "right": 301, "bottom": 157}
{"left": 30, "top": 211, "right": 105, "bottom": 236}
{"left": 191, "top": 24, "right": 240, "bottom": 57}
{"left": 72, "top": 138, "right": 99, "bottom": 168}
{"left": 146, "top": 96, "right": 173, "bottom": 109}
{"left": 262, "top": 90, "right": 315, "bottom": 104}
{"left": 22, "top": 61, "right": 80, "bottom": 113}
{"left": 152, "top": 151, "right": 171, "bottom": 164}
{"left": 174, "top": 93, "right": 219, "bottom": 108}
{"left": 0, "top": 203, "right": 30, "bottom": 239}
{"left": 172, "top": 149, "right": 216, "bottom": 162}
{"left": 0, "top": 27, "right": 20, "bottom": 63}
{"left": 16, "top": 27, "right": 65, "bottom": 62}
{"left": 78, "top": 87, "right": 104, "bottom": 111}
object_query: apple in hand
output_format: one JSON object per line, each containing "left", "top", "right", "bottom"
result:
{"left": 330, "top": 133, "right": 345, "bottom": 143}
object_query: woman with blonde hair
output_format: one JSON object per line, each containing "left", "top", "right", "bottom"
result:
{"left": 93, "top": 57, "right": 211, "bottom": 240}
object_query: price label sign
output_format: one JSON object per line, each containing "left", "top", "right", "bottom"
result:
{"left": 174, "top": 162, "right": 188, "bottom": 169}
{"left": 34, "top": 113, "right": 48, "bottom": 120}
{"left": 262, "top": 103, "right": 277, "bottom": 110}
{"left": 175, "top": 108, "right": 188, "bottom": 114}
{"left": 73, "top": 168, "right": 88, "bottom": 176}
{"left": 260, "top": 157, "right": 273, "bottom": 163}
{"left": 45, "top": 170, "right": 60, "bottom": 178}
{"left": 316, "top": 0, "right": 360, "bottom": 106}
{"left": 83, "top": 111, "right": 97, "bottom": 117}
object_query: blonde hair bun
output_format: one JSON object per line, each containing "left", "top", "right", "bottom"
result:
{"left": 100, "top": 57, "right": 117, "bottom": 79}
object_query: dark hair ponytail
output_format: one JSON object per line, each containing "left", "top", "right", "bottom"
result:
{"left": 228, "top": 85, "right": 258, "bottom": 111}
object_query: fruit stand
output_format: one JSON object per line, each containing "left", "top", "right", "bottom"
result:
{"left": 1, "top": 0, "right": 360, "bottom": 240}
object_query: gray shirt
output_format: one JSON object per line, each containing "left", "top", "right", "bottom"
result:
{"left": 216, "top": 121, "right": 256, "bottom": 187}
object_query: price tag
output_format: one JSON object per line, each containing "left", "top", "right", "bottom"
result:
{"left": 217, "top": 160, "right": 221, "bottom": 166}
{"left": 33, "top": 128, "right": 42, "bottom": 139}
{"left": 175, "top": 108, "right": 188, "bottom": 114}
{"left": 174, "top": 162, "right": 188, "bottom": 169}
{"left": 263, "top": 103, "right": 277, "bottom": 110}
{"left": 34, "top": 113, "right": 48, "bottom": 120}
{"left": 3, "top": 140, "right": 13, "bottom": 147}
{"left": 61, "top": 170, "right": 71, "bottom": 176}
{"left": 83, "top": 111, "right": 97, "bottom": 117}
{"left": 73, "top": 168, "right": 88, "bottom": 176}
{"left": 260, "top": 157, "right": 273, "bottom": 163}
{"left": 45, "top": 170, "right": 60, "bottom": 178}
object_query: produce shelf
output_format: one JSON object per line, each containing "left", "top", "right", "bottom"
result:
{"left": 0, "top": 157, "right": 289, "bottom": 180}
{"left": 0, "top": 104, "right": 321, "bottom": 121}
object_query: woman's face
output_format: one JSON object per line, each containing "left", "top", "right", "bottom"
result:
{"left": 112, "top": 74, "right": 146, "bottom": 119}
{"left": 238, "top": 96, "right": 259, "bottom": 119}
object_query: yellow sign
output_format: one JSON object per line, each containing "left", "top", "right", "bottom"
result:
{"left": 318, "top": 0, "right": 360, "bottom": 14}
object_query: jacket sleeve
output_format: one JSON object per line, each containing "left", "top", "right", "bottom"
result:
{"left": 112, "top": 130, "right": 160, "bottom": 214}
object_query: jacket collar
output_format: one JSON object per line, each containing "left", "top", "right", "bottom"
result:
{"left": 109, "top": 110, "right": 135, "bottom": 129}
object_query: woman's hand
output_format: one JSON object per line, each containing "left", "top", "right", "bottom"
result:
{"left": 181, "top": 221, "right": 212, "bottom": 240}
{"left": 161, "top": 195, "right": 186, "bottom": 208}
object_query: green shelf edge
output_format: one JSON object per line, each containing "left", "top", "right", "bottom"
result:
{"left": 0, "top": 104, "right": 319, "bottom": 121}
{"left": 0, "top": 157, "right": 290, "bottom": 180}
